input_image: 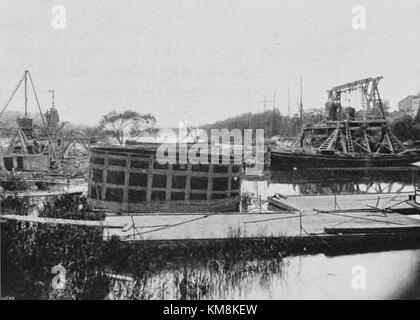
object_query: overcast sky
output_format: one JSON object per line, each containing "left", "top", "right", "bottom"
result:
{"left": 0, "top": 0, "right": 419, "bottom": 128}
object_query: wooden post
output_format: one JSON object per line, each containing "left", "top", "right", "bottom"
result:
{"left": 299, "top": 211, "right": 302, "bottom": 236}
{"left": 334, "top": 193, "right": 337, "bottom": 210}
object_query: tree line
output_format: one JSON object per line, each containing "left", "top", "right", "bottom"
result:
{"left": 2, "top": 106, "right": 419, "bottom": 144}
{"left": 0, "top": 110, "right": 157, "bottom": 145}
{"left": 200, "top": 110, "right": 304, "bottom": 138}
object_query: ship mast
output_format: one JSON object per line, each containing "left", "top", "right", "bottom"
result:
{"left": 288, "top": 83, "right": 291, "bottom": 119}
{"left": 272, "top": 87, "right": 276, "bottom": 136}
{"left": 298, "top": 75, "right": 305, "bottom": 123}
{"left": 0, "top": 70, "right": 57, "bottom": 157}
{"left": 48, "top": 89, "right": 55, "bottom": 109}
{"left": 24, "top": 70, "right": 28, "bottom": 116}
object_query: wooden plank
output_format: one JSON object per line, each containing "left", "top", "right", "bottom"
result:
{"left": 273, "top": 192, "right": 412, "bottom": 212}
{"left": 0, "top": 214, "right": 124, "bottom": 228}
{"left": 325, "top": 225, "right": 420, "bottom": 235}
{"left": 407, "top": 200, "right": 420, "bottom": 210}
{"left": 268, "top": 196, "right": 298, "bottom": 212}
{"left": 3, "top": 190, "right": 84, "bottom": 198}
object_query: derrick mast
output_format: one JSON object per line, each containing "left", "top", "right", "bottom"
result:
{"left": 294, "top": 76, "right": 404, "bottom": 155}
{"left": 324, "top": 77, "right": 384, "bottom": 121}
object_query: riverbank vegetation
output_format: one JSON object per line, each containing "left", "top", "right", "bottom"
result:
{"left": 1, "top": 195, "right": 287, "bottom": 300}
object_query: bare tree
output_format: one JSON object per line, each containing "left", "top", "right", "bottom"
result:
{"left": 99, "top": 110, "right": 156, "bottom": 144}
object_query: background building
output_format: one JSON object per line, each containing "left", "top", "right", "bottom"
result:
{"left": 412, "top": 96, "right": 420, "bottom": 115}
{"left": 398, "top": 92, "right": 420, "bottom": 117}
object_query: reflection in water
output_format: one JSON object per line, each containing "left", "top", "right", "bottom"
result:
{"left": 107, "top": 168, "right": 420, "bottom": 300}
{"left": 243, "top": 167, "right": 420, "bottom": 197}
{"left": 109, "top": 257, "right": 285, "bottom": 300}
{"left": 109, "top": 250, "right": 420, "bottom": 300}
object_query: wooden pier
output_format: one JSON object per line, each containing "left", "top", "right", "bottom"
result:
{"left": 268, "top": 191, "right": 417, "bottom": 214}
{"left": 103, "top": 208, "right": 420, "bottom": 241}
{"left": 2, "top": 189, "right": 420, "bottom": 254}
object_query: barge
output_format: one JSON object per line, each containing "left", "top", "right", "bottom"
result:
{"left": 271, "top": 147, "right": 420, "bottom": 169}
{"left": 271, "top": 77, "right": 420, "bottom": 169}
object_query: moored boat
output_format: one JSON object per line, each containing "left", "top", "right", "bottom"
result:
{"left": 271, "top": 148, "right": 420, "bottom": 169}
{"left": 270, "top": 76, "right": 420, "bottom": 169}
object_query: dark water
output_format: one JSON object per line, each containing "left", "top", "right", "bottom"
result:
{"left": 109, "top": 167, "right": 420, "bottom": 300}
{"left": 241, "top": 167, "right": 420, "bottom": 213}
{"left": 246, "top": 167, "right": 420, "bottom": 196}
{"left": 108, "top": 250, "right": 420, "bottom": 300}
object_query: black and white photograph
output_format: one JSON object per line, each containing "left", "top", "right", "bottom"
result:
{"left": 1, "top": 0, "right": 420, "bottom": 305}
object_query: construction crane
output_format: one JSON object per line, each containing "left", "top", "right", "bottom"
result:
{"left": 325, "top": 76, "right": 385, "bottom": 121}
{"left": 290, "top": 76, "right": 406, "bottom": 155}
{"left": 0, "top": 70, "right": 57, "bottom": 157}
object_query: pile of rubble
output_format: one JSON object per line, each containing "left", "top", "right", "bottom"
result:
{"left": 49, "top": 156, "right": 90, "bottom": 178}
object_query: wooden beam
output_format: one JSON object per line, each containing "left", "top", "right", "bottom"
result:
{"left": 364, "top": 132, "right": 371, "bottom": 152}
{"left": 339, "top": 133, "right": 348, "bottom": 154}
{"left": 325, "top": 225, "right": 420, "bottom": 235}
{"left": 385, "top": 132, "right": 395, "bottom": 153}
{"left": 0, "top": 214, "right": 125, "bottom": 229}
{"left": 352, "top": 140, "right": 370, "bottom": 153}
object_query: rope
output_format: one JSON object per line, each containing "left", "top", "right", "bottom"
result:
{"left": 243, "top": 213, "right": 307, "bottom": 224}
{"left": 382, "top": 199, "right": 408, "bottom": 210}
{"left": 121, "top": 214, "right": 215, "bottom": 239}
{"left": 314, "top": 209, "right": 405, "bottom": 226}
{"left": 139, "top": 214, "right": 210, "bottom": 235}
{"left": 380, "top": 193, "right": 407, "bottom": 209}
{"left": 27, "top": 71, "right": 57, "bottom": 158}
{"left": 301, "top": 226, "right": 333, "bottom": 249}
{"left": 312, "top": 217, "right": 359, "bottom": 233}
{"left": 130, "top": 214, "right": 143, "bottom": 240}
{"left": 0, "top": 73, "right": 25, "bottom": 119}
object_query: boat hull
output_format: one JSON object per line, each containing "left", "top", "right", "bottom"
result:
{"left": 270, "top": 150, "right": 420, "bottom": 169}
